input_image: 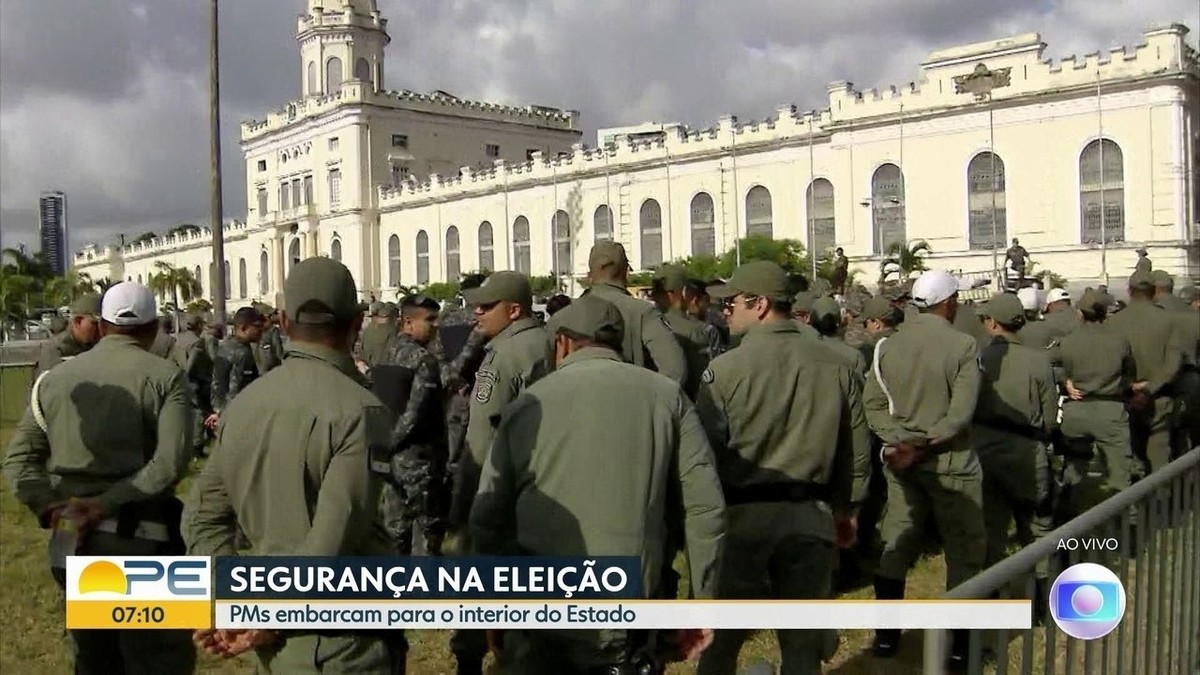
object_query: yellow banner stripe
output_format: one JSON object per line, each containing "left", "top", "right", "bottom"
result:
{"left": 67, "top": 600, "right": 211, "bottom": 630}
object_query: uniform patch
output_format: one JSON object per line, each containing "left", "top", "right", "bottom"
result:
{"left": 701, "top": 368, "right": 714, "bottom": 384}
{"left": 474, "top": 369, "right": 498, "bottom": 404}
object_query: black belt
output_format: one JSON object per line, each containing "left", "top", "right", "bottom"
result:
{"left": 973, "top": 418, "right": 1046, "bottom": 442}
{"left": 1077, "top": 393, "right": 1127, "bottom": 403}
{"left": 724, "top": 481, "right": 830, "bottom": 506}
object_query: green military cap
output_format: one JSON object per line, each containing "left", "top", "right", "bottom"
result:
{"left": 708, "top": 261, "right": 790, "bottom": 301}
{"left": 368, "top": 301, "right": 383, "bottom": 316}
{"left": 588, "top": 240, "right": 631, "bottom": 271}
{"left": 551, "top": 294, "right": 624, "bottom": 349}
{"left": 792, "top": 290, "right": 818, "bottom": 313}
{"left": 69, "top": 292, "right": 101, "bottom": 317}
{"left": 463, "top": 270, "right": 533, "bottom": 306}
{"left": 379, "top": 302, "right": 399, "bottom": 318}
{"left": 184, "top": 313, "right": 205, "bottom": 329}
{"left": 651, "top": 264, "right": 687, "bottom": 292}
{"left": 812, "top": 296, "right": 841, "bottom": 323}
{"left": 1136, "top": 246, "right": 1148, "bottom": 255}
{"left": 978, "top": 293, "right": 1026, "bottom": 325}
{"left": 1150, "top": 270, "right": 1173, "bottom": 289}
{"left": 252, "top": 301, "right": 272, "bottom": 314}
{"left": 883, "top": 280, "right": 913, "bottom": 301}
{"left": 1079, "top": 287, "right": 1114, "bottom": 313}
{"left": 1128, "top": 269, "right": 1154, "bottom": 290}
{"left": 284, "top": 257, "right": 360, "bottom": 325}
{"left": 861, "top": 295, "right": 894, "bottom": 322}
{"left": 1180, "top": 286, "right": 1199, "bottom": 303}
{"left": 49, "top": 315, "right": 68, "bottom": 334}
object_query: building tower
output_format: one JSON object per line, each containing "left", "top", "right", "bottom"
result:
{"left": 298, "top": 0, "right": 389, "bottom": 98}
{"left": 38, "top": 191, "right": 68, "bottom": 276}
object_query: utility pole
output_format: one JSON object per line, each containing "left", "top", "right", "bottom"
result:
{"left": 209, "top": 0, "right": 227, "bottom": 326}
{"left": 954, "top": 63, "right": 1012, "bottom": 290}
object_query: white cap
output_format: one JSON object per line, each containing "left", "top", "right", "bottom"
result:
{"left": 1044, "top": 288, "right": 1070, "bottom": 308}
{"left": 1016, "top": 287, "right": 1041, "bottom": 312}
{"left": 100, "top": 281, "right": 158, "bottom": 326}
{"left": 910, "top": 270, "right": 960, "bottom": 309}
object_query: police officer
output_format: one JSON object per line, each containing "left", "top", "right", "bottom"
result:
{"left": 453, "top": 271, "right": 552, "bottom": 675}
{"left": 358, "top": 301, "right": 397, "bottom": 366}
{"left": 5, "top": 281, "right": 196, "bottom": 675}
{"left": 789, "top": 290, "right": 821, "bottom": 340}
{"left": 372, "top": 294, "right": 449, "bottom": 557}
{"left": 579, "top": 241, "right": 687, "bottom": 385}
{"left": 1152, "top": 270, "right": 1200, "bottom": 450}
{"left": 149, "top": 315, "right": 177, "bottom": 358}
{"left": 1054, "top": 288, "right": 1135, "bottom": 517}
{"left": 650, "top": 264, "right": 711, "bottom": 399}
{"left": 48, "top": 314, "right": 68, "bottom": 336}
{"left": 184, "top": 257, "right": 403, "bottom": 674}
{"left": 695, "top": 261, "right": 870, "bottom": 675}
{"left": 253, "top": 302, "right": 286, "bottom": 374}
{"left": 811, "top": 297, "right": 867, "bottom": 378}
{"left": 32, "top": 293, "right": 101, "bottom": 380}
{"left": 864, "top": 269, "right": 985, "bottom": 664}
{"left": 172, "top": 313, "right": 215, "bottom": 457}
{"left": 208, "top": 306, "right": 265, "bottom": 429}
{"left": 1134, "top": 247, "right": 1152, "bottom": 273}
{"left": 972, "top": 294, "right": 1057, "bottom": 567}
{"left": 1106, "top": 270, "right": 1184, "bottom": 476}
{"left": 684, "top": 279, "right": 726, "bottom": 358}
{"left": 471, "top": 294, "right": 726, "bottom": 674}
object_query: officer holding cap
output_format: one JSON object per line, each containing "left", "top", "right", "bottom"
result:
{"left": 695, "top": 261, "right": 870, "bottom": 675}
{"left": 184, "top": 257, "right": 403, "bottom": 673}
{"left": 863, "top": 269, "right": 985, "bottom": 664}
{"left": 972, "top": 293, "right": 1057, "bottom": 568}
{"left": 32, "top": 292, "right": 102, "bottom": 380}
{"left": 577, "top": 240, "right": 687, "bottom": 386}
{"left": 472, "top": 294, "right": 725, "bottom": 674}
{"left": 4, "top": 281, "right": 196, "bottom": 675}
{"left": 650, "top": 264, "right": 711, "bottom": 399}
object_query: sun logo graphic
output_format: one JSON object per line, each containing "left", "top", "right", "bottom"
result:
{"left": 65, "top": 557, "right": 212, "bottom": 630}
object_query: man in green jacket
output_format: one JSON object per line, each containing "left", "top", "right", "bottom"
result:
{"left": 4, "top": 281, "right": 195, "bottom": 675}
{"left": 863, "top": 269, "right": 985, "bottom": 665}
{"left": 32, "top": 293, "right": 102, "bottom": 380}
{"left": 812, "top": 296, "right": 867, "bottom": 380}
{"left": 650, "top": 264, "right": 711, "bottom": 399}
{"left": 580, "top": 241, "right": 686, "bottom": 386}
{"left": 472, "top": 294, "right": 725, "bottom": 674}
{"left": 184, "top": 258, "right": 402, "bottom": 674}
{"left": 695, "top": 261, "right": 870, "bottom": 675}
{"left": 1152, "top": 270, "right": 1200, "bottom": 450}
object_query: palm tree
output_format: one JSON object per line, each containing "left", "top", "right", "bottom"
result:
{"left": 95, "top": 277, "right": 118, "bottom": 294}
{"left": 147, "top": 262, "right": 202, "bottom": 330}
{"left": 42, "top": 270, "right": 96, "bottom": 307}
{"left": 0, "top": 268, "right": 36, "bottom": 338}
{"left": 878, "top": 240, "right": 932, "bottom": 286}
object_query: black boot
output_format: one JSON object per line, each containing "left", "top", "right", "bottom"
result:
{"left": 871, "top": 576, "right": 905, "bottom": 657}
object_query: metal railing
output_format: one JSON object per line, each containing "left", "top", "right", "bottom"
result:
{"left": 924, "top": 447, "right": 1200, "bottom": 675}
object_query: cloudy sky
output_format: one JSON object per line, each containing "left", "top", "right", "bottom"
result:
{"left": 0, "top": 0, "right": 1194, "bottom": 254}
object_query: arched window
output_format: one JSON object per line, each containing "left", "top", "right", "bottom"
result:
{"left": 639, "top": 199, "right": 663, "bottom": 269}
{"left": 354, "top": 58, "right": 371, "bottom": 85}
{"left": 967, "top": 152, "right": 1007, "bottom": 250}
{"left": 307, "top": 61, "right": 318, "bottom": 95}
{"left": 593, "top": 205, "right": 613, "bottom": 242}
{"left": 806, "top": 179, "right": 836, "bottom": 257}
{"left": 137, "top": 274, "right": 142, "bottom": 285}
{"left": 478, "top": 222, "right": 494, "bottom": 272}
{"left": 195, "top": 266, "right": 203, "bottom": 295}
{"left": 513, "top": 216, "right": 531, "bottom": 275}
{"left": 288, "top": 238, "right": 301, "bottom": 273}
{"left": 325, "top": 57, "right": 343, "bottom": 92}
{"left": 237, "top": 258, "right": 247, "bottom": 298}
{"left": 416, "top": 230, "right": 430, "bottom": 284}
{"left": 745, "top": 185, "right": 773, "bottom": 238}
{"left": 387, "top": 234, "right": 401, "bottom": 286}
{"left": 223, "top": 261, "right": 231, "bottom": 299}
{"left": 259, "top": 252, "right": 268, "bottom": 295}
{"left": 552, "top": 211, "right": 572, "bottom": 276}
{"left": 690, "top": 192, "right": 715, "bottom": 256}
{"left": 330, "top": 239, "right": 342, "bottom": 262}
{"left": 1079, "top": 139, "right": 1125, "bottom": 244}
{"left": 871, "top": 163, "right": 906, "bottom": 255}
{"left": 445, "top": 226, "right": 461, "bottom": 281}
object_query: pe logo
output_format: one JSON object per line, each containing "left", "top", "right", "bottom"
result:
{"left": 1049, "top": 562, "right": 1125, "bottom": 640}
{"left": 67, "top": 557, "right": 210, "bottom": 599}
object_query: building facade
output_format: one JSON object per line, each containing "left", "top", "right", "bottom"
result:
{"left": 39, "top": 191, "right": 68, "bottom": 276}
{"left": 74, "top": 8, "right": 1199, "bottom": 307}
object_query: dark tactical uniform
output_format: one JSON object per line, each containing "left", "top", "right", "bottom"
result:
{"left": 211, "top": 337, "right": 260, "bottom": 413}
{"left": 441, "top": 328, "right": 488, "bottom": 486}
{"left": 373, "top": 333, "right": 448, "bottom": 556}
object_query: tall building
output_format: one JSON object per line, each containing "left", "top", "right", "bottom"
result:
{"left": 72, "top": 5, "right": 1200, "bottom": 304}
{"left": 39, "top": 191, "right": 68, "bottom": 276}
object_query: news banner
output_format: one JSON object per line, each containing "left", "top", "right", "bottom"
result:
{"left": 64, "top": 556, "right": 1033, "bottom": 632}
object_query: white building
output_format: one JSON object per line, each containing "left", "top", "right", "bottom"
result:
{"left": 74, "top": 4, "right": 1200, "bottom": 306}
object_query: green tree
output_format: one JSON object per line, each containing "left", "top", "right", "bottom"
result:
{"left": 185, "top": 298, "right": 213, "bottom": 314}
{"left": 419, "top": 281, "right": 460, "bottom": 302}
{"left": 1028, "top": 261, "right": 1068, "bottom": 290}
{"left": 42, "top": 270, "right": 96, "bottom": 308}
{"left": 95, "top": 277, "right": 119, "bottom": 294}
{"left": 879, "top": 240, "right": 931, "bottom": 286}
{"left": 0, "top": 267, "right": 37, "bottom": 330}
{"left": 529, "top": 275, "right": 559, "bottom": 297}
{"left": 166, "top": 223, "right": 201, "bottom": 237}
{"left": 147, "top": 262, "right": 203, "bottom": 329}
{"left": 132, "top": 232, "right": 157, "bottom": 244}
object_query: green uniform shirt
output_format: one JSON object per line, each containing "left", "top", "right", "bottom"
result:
{"left": 818, "top": 334, "right": 868, "bottom": 382}
{"left": 150, "top": 330, "right": 176, "bottom": 359}
{"left": 32, "top": 330, "right": 91, "bottom": 380}
{"left": 1054, "top": 322, "right": 1134, "bottom": 397}
{"left": 864, "top": 313, "right": 982, "bottom": 449}
{"left": 585, "top": 282, "right": 688, "bottom": 386}
{"left": 182, "top": 343, "right": 393, "bottom": 557}
{"left": 357, "top": 322, "right": 394, "bottom": 366}
{"left": 1019, "top": 309, "right": 1079, "bottom": 350}
{"left": 471, "top": 347, "right": 725, "bottom": 602}
{"left": 661, "top": 307, "right": 711, "bottom": 399}
{"left": 4, "top": 335, "right": 194, "bottom": 517}
{"left": 974, "top": 334, "right": 1058, "bottom": 437}
{"left": 695, "top": 322, "right": 871, "bottom": 510}
{"left": 1106, "top": 297, "right": 1184, "bottom": 396}
{"left": 1158, "top": 295, "right": 1199, "bottom": 367}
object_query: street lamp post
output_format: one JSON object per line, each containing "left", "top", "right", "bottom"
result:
{"left": 954, "top": 63, "right": 1011, "bottom": 291}
{"left": 209, "top": 0, "right": 227, "bottom": 326}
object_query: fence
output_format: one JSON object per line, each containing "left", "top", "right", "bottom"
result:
{"left": 1, "top": 361, "right": 35, "bottom": 428}
{"left": 923, "top": 447, "right": 1200, "bottom": 675}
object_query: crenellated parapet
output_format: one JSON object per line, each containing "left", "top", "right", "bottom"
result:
{"left": 73, "top": 221, "right": 251, "bottom": 264}
{"left": 826, "top": 23, "right": 1194, "bottom": 123}
{"left": 241, "top": 82, "right": 580, "bottom": 142}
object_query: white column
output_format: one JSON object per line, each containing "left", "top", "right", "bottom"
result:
{"left": 306, "top": 230, "right": 319, "bottom": 259}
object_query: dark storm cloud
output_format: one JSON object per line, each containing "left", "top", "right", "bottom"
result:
{"left": 0, "top": 0, "right": 1193, "bottom": 253}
